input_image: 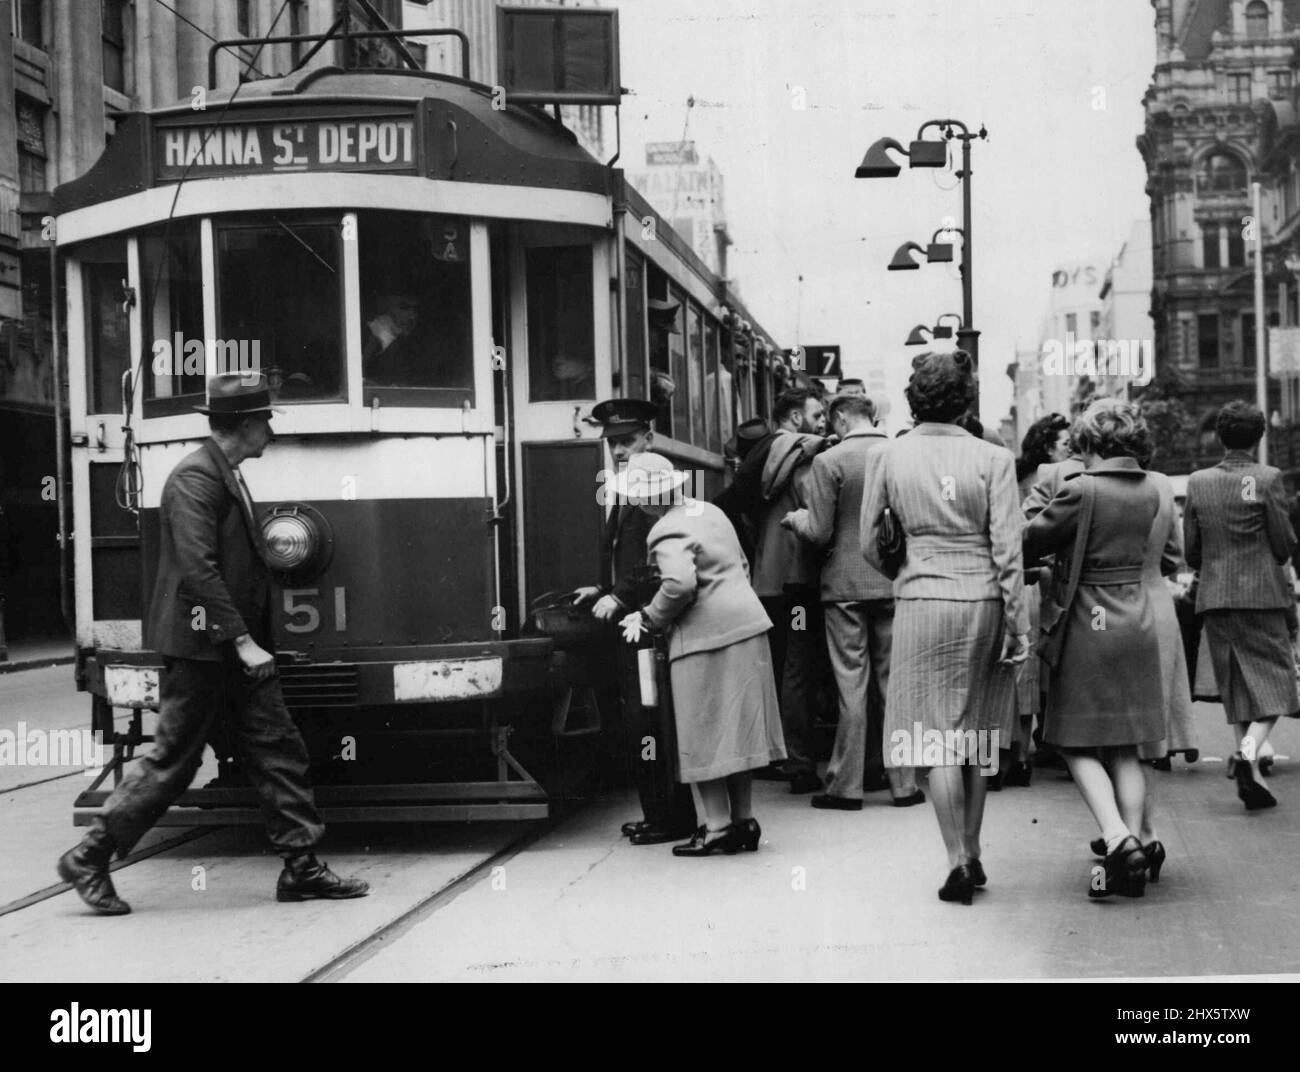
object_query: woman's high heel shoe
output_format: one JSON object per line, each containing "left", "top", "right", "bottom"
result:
{"left": 1089, "top": 835, "right": 1147, "bottom": 899}
{"left": 1089, "top": 837, "right": 1106, "bottom": 859}
{"left": 938, "top": 865, "right": 975, "bottom": 905}
{"left": 671, "top": 825, "right": 742, "bottom": 857}
{"left": 736, "top": 818, "right": 761, "bottom": 852}
{"left": 1144, "top": 840, "right": 1166, "bottom": 884}
{"left": 968, "top": 858, "right": 987, "bottom": 888}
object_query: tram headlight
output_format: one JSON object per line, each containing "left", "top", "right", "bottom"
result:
{"left": 261, "top": 504, "right": 333, "bottom": 580}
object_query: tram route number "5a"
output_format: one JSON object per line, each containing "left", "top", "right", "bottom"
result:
{"left": 283, "top": 588, "right": 348, "bottom": 634}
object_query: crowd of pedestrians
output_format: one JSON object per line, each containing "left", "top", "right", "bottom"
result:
{"left": 589, "top": 352, "right": 1299, "bottom": 903}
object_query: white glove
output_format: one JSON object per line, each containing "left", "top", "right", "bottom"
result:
{"left": 620, "top": 611, "right": 646, "bottom": 644}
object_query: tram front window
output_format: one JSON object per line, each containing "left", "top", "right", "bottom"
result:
{"left": 216, "top": 217, "right": 344, "bottom": 403}
{"left": 360, "top": 211, "right": 473, "bottom": 405}
{"left": 80, "top": 237, "right": 130, "bottom": 415}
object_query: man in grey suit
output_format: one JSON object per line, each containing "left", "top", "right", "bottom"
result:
{"left": 1185, "top": 401, "right": 1299, "bottom": 810}
{"left": 784, "top": 394, "right": 922, "bottom": 808}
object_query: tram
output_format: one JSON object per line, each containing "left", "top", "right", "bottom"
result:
{"left": 54, "top": 20, "right": 794, "bottom": 824}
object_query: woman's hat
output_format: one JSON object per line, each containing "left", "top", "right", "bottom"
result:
{"left": 607, "top": 452, "right": 691, "bottom": 504}
{"left": 193, "top": 371, "right": 284, "bottom": 415}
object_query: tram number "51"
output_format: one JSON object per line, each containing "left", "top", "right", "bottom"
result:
{"left": 282, "top": 588, "right": 348, "bottom": 634}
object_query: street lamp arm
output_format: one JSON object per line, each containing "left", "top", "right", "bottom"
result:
{"left": 918, "top": 118, "right": 969, "bottom": 140}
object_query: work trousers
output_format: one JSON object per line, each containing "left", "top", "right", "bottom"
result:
{"left": 618, "top": 640, "right": 695, "bottom": 831}
{"left": 94, "top": 656, "right": 325, "bottom": 856}
{"left": 822, "top": 599, "right": 915, "bottom": 799}
{"left": 761, "top": 592, "right": 822, "bottom": 775}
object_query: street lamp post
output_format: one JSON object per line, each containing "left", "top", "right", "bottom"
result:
{"left": 856, "top": 118, "right": 987, "bottom": 415}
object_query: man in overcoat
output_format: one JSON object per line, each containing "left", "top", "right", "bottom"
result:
{"left": 574, "top": 398, "right": 696, "bottom": 844}
{"left": 57, "top": 373, "right": 369, "bottom": 914}
{"left": 1184, "top": 401, "right": 1298, "bottom": 810}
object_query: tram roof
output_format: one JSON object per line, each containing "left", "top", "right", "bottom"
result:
{"left": 53, "top": 67, "right": 612, "bottom": 215}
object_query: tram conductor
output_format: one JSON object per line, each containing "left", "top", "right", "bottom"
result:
{"left": 57, "top": 373, "right": 369, "bottom": 914}
{"left": 573, "top": 399, "right": 697, "bottom": 844}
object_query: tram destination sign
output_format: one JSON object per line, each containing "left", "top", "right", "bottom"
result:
{"left": 154, "top": 115, "right": 417, "bottom": 180}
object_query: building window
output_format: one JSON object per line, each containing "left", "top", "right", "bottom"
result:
{"left": 1270, "top": 70, "right": 1292, "bottom": 99}
{"left": 1227, "top": 225, "right": 1246, "bottom": 267}
{"left": 15, "top": 98, "right": 47, "bottom": 193}
{"left": 14, "top": 0, "right": 43, "bottom": 47}
{"left": 1202, "top": 224, "right": 1221, "bottom": 268}
{"left": 1089, "top": 310, "right": 1101, "bottom": 337}
{"left": 1198, "top": 313, "right": 1220, "bottom": 369}
{"left": 1065, "top": 313, "right": 1077, "bottom": 335}
{"left": 1228, "top": 72, "right": 1253, "bottom": 104}
{"left": 1246, "top": 1, "right": 1269, "bottom": 39}
{"left": 1243, "top": 312, "right": 1257, "bottom": 367}
{"left": 102, "top": 0, "right": 129, "bottom": 93}
{"left": 237, "top": 0, "right": 254, "bottom": 37}
{"left": 1199, "top": 150, "right": 1248, "bottom": 193}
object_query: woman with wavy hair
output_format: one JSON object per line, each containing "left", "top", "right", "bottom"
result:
{"left": 1024, "top": 399, "right": 1173, "bottom": 899}
{"left": 861, "top": 351, "right": 1029, "bottom": 905}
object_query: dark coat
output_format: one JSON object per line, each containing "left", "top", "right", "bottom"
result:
{"left": 712, "top": 430, "right": 776, "bottom": 561}
{"left": 1184, "top": 450, "right": 1296, "bottom": 613}
{"left": 145, "top": 439, "right": 273, "bottom": 661}
{"left": 1023, "top": 457, "right": 1167, "bottom": 748}
{"left": 601, "top": 500, "right": 656, "bottom": 608}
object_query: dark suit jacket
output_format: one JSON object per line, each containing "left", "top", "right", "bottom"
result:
{"left": 1184, "top": 450, "right": 1296, "bottom": 613}
{"left": 145, "top": 439, "right": 273, "bottom": 661}
{"left": 601, "top": 499, "right": 655, "bottom": 608}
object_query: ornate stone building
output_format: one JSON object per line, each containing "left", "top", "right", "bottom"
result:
{"left": 1139, "top": 0, "right": 1300, "bottom": 473}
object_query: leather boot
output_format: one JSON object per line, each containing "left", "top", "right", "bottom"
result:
{"left": 56, "top": 826, "right": 131, "bottom": 916}
{"left": 276, "top": 852, "right": 370, "bottom": 902}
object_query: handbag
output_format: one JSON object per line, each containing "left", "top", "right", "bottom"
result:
{"left": 877, "top": 506, "right": 906, "bottom": 581}
{"left": 1036, "top": 477, "right": 1095, "bottom": 669}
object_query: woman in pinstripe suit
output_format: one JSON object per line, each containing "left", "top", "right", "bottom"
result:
{"left": 861, "top": 352, "right": 1030, "bottom": 905}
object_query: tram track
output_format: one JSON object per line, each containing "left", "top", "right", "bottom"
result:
{"left": 301, "top": 802, "right": 584, "bottom": 983}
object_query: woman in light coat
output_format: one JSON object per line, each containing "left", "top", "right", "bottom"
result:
{"left": 617, "top": 453, "right": 787, "bottom": 857}
{"left": 861, "top": 351, "right": 1029, "bottom": 906}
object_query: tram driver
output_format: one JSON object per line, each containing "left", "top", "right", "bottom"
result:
{"left": 362, "top": 288, "right": 422, "bottom": 384}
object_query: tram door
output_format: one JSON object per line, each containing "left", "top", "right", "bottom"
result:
{"left": 66, "top": 235, "right": 146, "bottom": 658}
{"left": 505, "top": 225, "right": 615, "bottom": 628}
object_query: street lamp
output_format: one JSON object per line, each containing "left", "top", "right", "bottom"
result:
{"left": 856, "top": 118, "right": 988, "bottom": 415}
{"left": 887, "top": 229, "right": 959, "bottom": 271}
{"left": 905, "top": 313, "right": 963, "bottom": 346}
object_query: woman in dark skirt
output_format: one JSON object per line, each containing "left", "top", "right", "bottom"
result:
{"left": 616, "top": 453, "right": 787, "bottom": 857}
{"left": 1024, "top": 400, "right": 1170, "bottom": 898}
{"left": 861, "top": 351, "right": 1029, "bottom": 905}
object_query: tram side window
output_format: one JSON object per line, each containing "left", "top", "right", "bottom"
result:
{"left": 142, "top": 222, "right": 204, "bottom": 414}
{"left": 686, "top": 302, "right": 705, "bottom": 446}
{"left": 704, "top": 318, "right": 727, "bottom": 453}
{"left": 217, "top": 217, "right": 343, "bottom": 403}
{"left": 623, "top": 247, "right": 646, "bottom": 402}
{"left": 646, "top": 265, "right": 673, "bottom": 431}
{"left": 81, "top": 239, "right": 131, "bottom": 415}
{"left": 527, "top": 245, "right": 594, "bottom": 402}
{"left": 360, "top": 211, "right": 474, "bottom": 405}
{"left": 667, "top": 288, "right": 688, "bottom": 442}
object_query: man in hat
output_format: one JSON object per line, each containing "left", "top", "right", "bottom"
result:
{"left": 574, "top": 399, "right": 696, "bottom": 844}
{"left": 57, "top": 372, "right": 369, "bottom": 914}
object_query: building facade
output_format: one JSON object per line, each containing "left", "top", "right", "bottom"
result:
{"left": 1138, "top": 0, "right": 1300, "bottom": 473}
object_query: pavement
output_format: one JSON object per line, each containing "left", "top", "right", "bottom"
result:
{"left": 2, "top": 660, "right": 1299, "bottom": 981}
{"left": 0, "top": 636, "right": 75, "bottom": 675}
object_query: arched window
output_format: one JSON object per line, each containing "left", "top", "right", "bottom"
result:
{"left": 1246, "top": 1, "right": 1270, "bottom": 39}
{"left": 1198, "top": 150, "right": 1248, "bottom": 193}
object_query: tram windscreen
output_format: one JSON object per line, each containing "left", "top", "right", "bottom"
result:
{"left": 142, "top": 221, "right": 204, "bottom": 413}
{"left": 216, "top": 218, "right": 344, "bottom": 403}
{"left": 359, "top": 212, "right": 474, "bottom": 403}
{"left": 526, "top": 245, "right": 595, "bottom": 402}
